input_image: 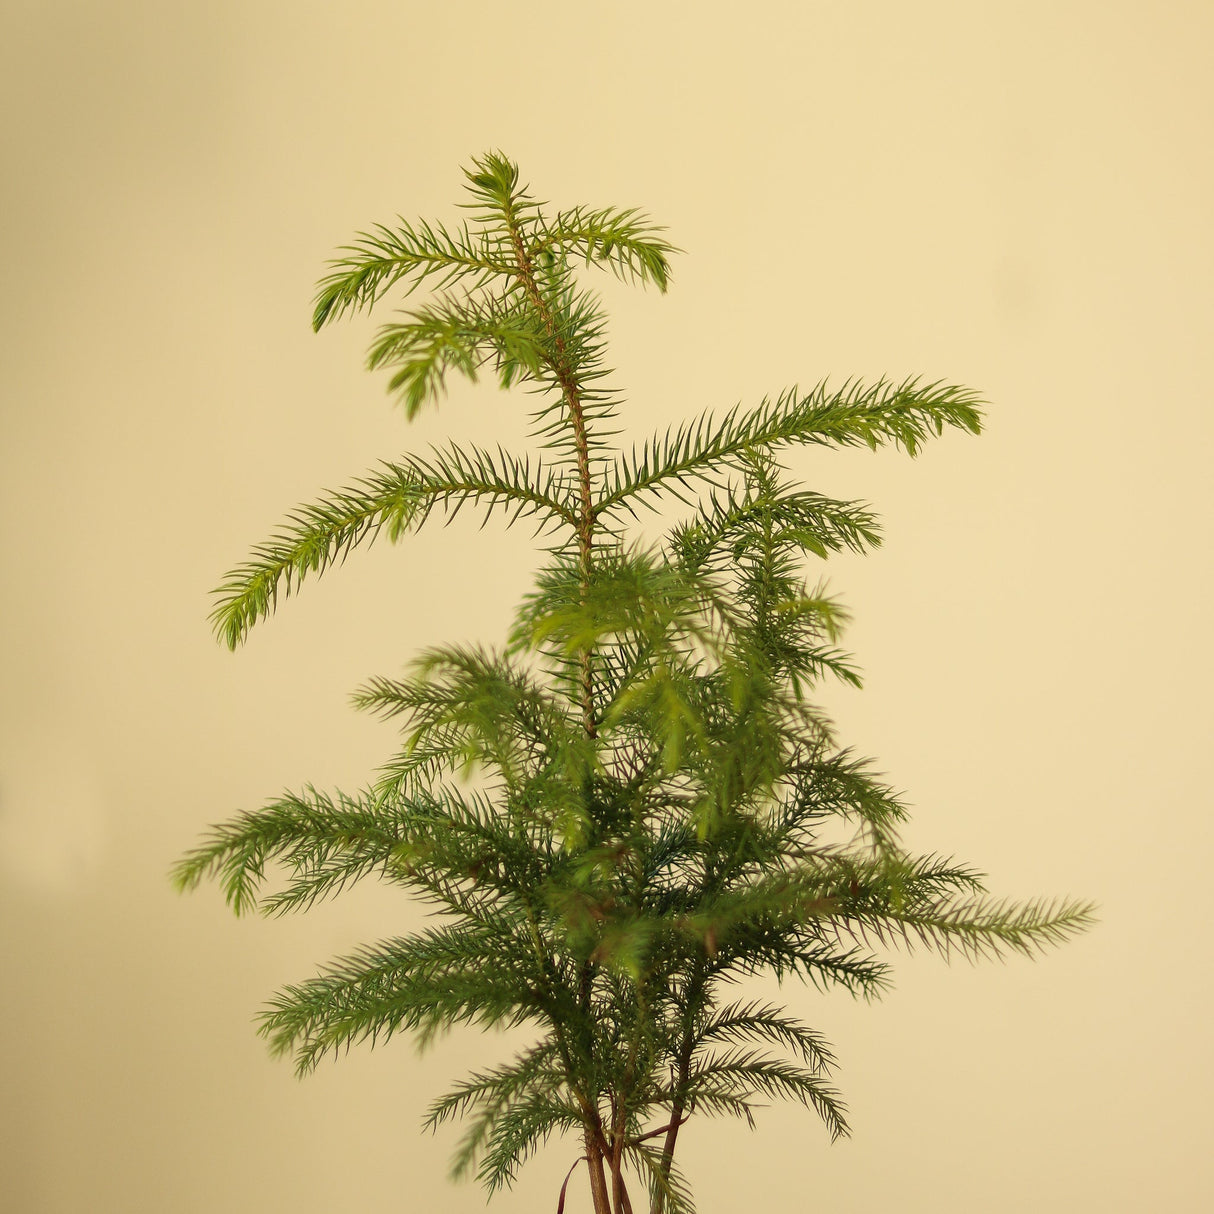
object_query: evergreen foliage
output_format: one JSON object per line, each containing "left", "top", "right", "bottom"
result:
{"left": 175, "top": 153, "right": 1094, "bottom": 1214}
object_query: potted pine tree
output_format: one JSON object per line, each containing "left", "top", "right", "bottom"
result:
{"left": 174, "top": 153, "right": 1093, "bottom": 1214}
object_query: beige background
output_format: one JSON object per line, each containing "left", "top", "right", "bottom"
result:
{"left": 2, "top": 1, "right": 1211, "bottom": 1210}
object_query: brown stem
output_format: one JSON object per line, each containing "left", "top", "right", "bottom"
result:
{"left": 650, "top": 1103, "right": 683, "bottom": 1214}
{"left": 611, "top": 987, "right": 647, "bottom": 1213}
{"left": 584, "top": 1128, "right": 614, "bottom": 1214}
{"left": 611, "top": 1152, "right": 635, "bottom": 1214}
{"left": 557, "top": 1157, "right": 585, "bottom": 1214}
{"left": 503, "top": 193, "right": 613, "bottom": 1214}
{"left": 609, "top": 1103, "right": 635, "bottom": 1214}
{"left": 628, "top": 1113, "right": 689, "bottom": 1146}
{"left": 504, "top": 208, "right": 598, "bottom": 738}
{"left": 651, "top": 1004, "right": 699, "bottom": 1214}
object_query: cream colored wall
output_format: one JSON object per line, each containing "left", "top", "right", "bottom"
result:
{"left": 2, "top": 2, "right": 1211, "bottom": 1210}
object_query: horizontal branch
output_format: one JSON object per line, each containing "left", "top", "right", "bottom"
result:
{"left": 210, "top": 445, "right": 576, "bottom": 648}
{"left": 599, "top": 378, "right": 984, "bottom": 516}
{"left": 534, "top": 204, "right": 678, "bottom": 292}
{"left": 832, "top": 894, "right": 1099, "bottom": 963}
{"left": 366, "top": 292, "right": 555, "bottom": 417}
{"left": 312, "top": 217, "right": 513, "bottom": 329}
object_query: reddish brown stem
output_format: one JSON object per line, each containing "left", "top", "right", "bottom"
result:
{"left": 557, "top": 1157, "right": 584, "bottom": 1214}
{"left": 629, "top": 1113, "right": 689, "bottom": 1147}
{"left": 502, "top": 181, "right": 613, "bottom": 1214}
{"left": 504, "top": 208, "right": 598, "bottom": 738}
{"left": 584, "top": 1129, "right": 614, "bottom": 1214}
{"left": 609, "top": 1106, "right": 635, "bottom": 1214}
{"left": 651, "top": 1048, "right": 696, "bottom": 1214}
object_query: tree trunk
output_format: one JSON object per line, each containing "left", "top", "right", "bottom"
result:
{"left": 585, "top": 1130, "right": 613, "bottom": 1214}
